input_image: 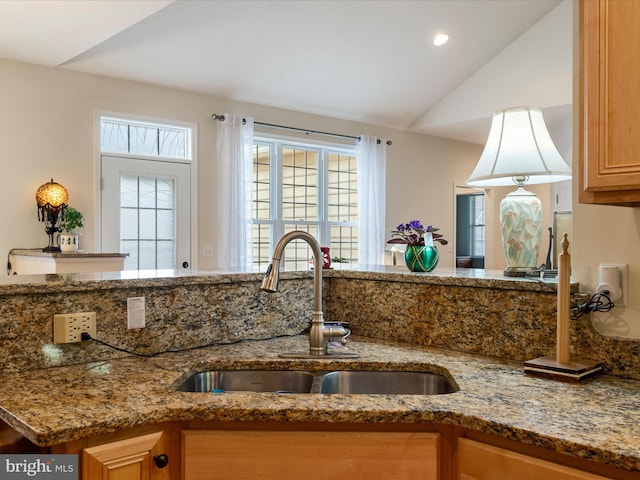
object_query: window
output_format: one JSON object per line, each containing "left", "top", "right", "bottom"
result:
{"left": 251, "top": 137, "right": 358, "bottom": 270}
{"left": 101, "top": 117, "right": 192, "bottom": 160}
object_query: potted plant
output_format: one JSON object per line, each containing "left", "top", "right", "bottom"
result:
{"left": 58, "top": 207, "right": 84, "bottom": 252}
{"left": 387, "top": 220, "right": 448, "bottom": 272}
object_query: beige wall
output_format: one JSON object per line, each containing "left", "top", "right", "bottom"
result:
{"left": 4, "top": 54, "right": 632, "bottom": 339}
{"left": 569, "top": 0, "right": 640, "bottom": 340}
{"left": 0, "top": 57, "right": 484, "bottom": 272}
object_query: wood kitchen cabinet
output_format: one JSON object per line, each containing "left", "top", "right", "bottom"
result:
{"left": 458, "top": 438, "right": 611, "bottom": 480}
{"left": 51, "top": 425, "right": 179, "bottom": 480}
{"left": 579, "top": 0, "right": 640, "bottom": 205}
{"left": 182, "top": 429, "right": 440, "bottom": 480}
{"left": 51, "top": 422, "right": 638, "bottom": 480}
{"left": 82, "top": 431, "right": 169, "bottom": 480}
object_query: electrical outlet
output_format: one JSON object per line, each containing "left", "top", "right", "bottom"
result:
{"left": 598, "top": 263, "right": 628, "bottom": 307}
{"left": 53, "top": 312, "right": 96, "bottom": 343}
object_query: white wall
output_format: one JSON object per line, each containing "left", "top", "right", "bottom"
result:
{"left": 0, "top": 58, "right": 483, "bottom": 272}
{"left": 413, "top": 0, "right": 572, "bottom": 138}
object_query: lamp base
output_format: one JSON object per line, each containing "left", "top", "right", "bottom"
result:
{"left": 42, "top": 246, "right": 61, "bottom": 253}
{"left": 524, "top": 355, "right": 602, "bottom": 382}
{"left": 500, "top": 185, "right": 542, "bottom": 274}
{"left": 503, "top": 266, "right": 539, "bottom": 277}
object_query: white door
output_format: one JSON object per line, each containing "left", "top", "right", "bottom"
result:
{"left": 101, "top": 155, "right": 191, "bottom": 270}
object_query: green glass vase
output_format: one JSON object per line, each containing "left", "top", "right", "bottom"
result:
{"left": 404, "top": 245, "right": 439, "bottom": 272}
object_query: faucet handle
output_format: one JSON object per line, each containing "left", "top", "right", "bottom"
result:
{"left": 323, "top": 322, "right": 352, "bottom": 346}
{"left": 325, "top": 321, "right": 349, "bottom": 327}
{"left": 340, "top": 327, "right": 352, "bottom": 346}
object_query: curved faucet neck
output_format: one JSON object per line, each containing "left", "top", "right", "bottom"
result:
{"left": 264, "top": 230, "right": 323, "bottom": 313}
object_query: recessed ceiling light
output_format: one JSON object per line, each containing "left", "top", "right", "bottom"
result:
{"left": 434, "top": 33, "right": 449, "bottom": 46}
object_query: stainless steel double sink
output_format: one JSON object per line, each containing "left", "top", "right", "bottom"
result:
{"left": 176, "top": 369, "right": 458, "bottom": 395}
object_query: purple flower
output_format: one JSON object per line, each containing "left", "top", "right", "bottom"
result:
{"left": 409, "top": 220, "right": 423, "bottom": 230}
{"left": 387, "top": 219, "right": 448, "bottom": 246}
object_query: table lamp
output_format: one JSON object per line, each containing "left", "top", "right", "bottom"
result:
{"left": 35, "top": 179, "right": 68, "bottom": 252}
{"left": 465, "top": 107, "right": 571, "bottom": 276}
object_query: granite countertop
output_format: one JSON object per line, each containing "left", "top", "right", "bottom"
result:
{"left": 0, "top": 265, "right": 568, "bottom": 295}
{"left": 0, "top": 336, "right": 638, "bottom": 472}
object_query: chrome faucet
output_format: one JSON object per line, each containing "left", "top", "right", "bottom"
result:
{"left": 261, "top": 230, "right": 358, "bottom": 358}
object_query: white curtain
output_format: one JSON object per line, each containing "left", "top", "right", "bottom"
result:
{"left": 357, "top": 135, "right": 387, "bottom": 265}
{"left": 216, "top": 114, "right": 254, "bottom": 269}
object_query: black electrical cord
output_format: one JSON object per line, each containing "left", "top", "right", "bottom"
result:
{"left": 6, "top": 248, "right": 43, "bottom": 275}
{"left": 80, "top": 332, "right": 299, "bottom": 358}
{"left": 570, "top": 291, "right": 615, "bottom": 320}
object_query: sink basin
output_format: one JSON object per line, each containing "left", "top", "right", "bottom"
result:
{"left": 320, "top": 371, "right": 457, "bottom": 395}
{"left": 177, "top": 370, "right": 314, "bottom": 393}
{"left": 176, "top": 369, "right": 458, "bottom": 396}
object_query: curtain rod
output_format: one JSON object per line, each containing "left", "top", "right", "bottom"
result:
{"left": 211, "top": 114, "right": 392, "bottom": 145}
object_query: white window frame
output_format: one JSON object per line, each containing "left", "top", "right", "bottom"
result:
{"left": 252, "top": 132, "right": 358, "bottom": 268}
{"left": 95, "top": 111, "right": 199, "bottom": 269}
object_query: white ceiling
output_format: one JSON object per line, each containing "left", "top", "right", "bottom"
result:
{"left": 0, "top": 0, "right": 571, "bottom": 144}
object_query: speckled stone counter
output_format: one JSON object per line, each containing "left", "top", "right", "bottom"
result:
{"left": 0, "top": 335, "right": 638, "bottom": 473}
{"left": 0, "top": 266, "right": 638, "bottom": 379}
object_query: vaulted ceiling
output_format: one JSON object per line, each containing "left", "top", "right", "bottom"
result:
{"left": 0, "top": 0, "right": 571, "bottom": 144}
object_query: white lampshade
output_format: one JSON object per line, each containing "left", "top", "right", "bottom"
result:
{"left": 465, "top": 107, "right": 571, "bottom": 277}
{"left": 466, "top": 107, "right": 571, "bottom": 187}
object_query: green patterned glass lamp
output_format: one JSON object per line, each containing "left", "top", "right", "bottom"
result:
{"left": 465, "top": 107, "right": 571, "bottom": 277}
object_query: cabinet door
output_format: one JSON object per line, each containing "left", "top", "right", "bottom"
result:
{"left": 83, "top": 431, "right": 169, "bottom": 480}
{"left": 183, "top": 430, "right": 440, "bottom": 480}
{"left": 580, "top": 0, "right": 640, "bottom": 205}
{"left": 458, "top": 438, "right": 612, "bottom": 480}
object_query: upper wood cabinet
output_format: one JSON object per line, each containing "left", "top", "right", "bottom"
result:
{"left": 579, "top": 0, "right": 640, "bottom": 205}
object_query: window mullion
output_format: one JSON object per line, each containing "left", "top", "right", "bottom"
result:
{"left": 318, "top": 147, "right": 329, "bottom": 246}
{"left": 273, "top": 143, "right": 284, "bottom": 245}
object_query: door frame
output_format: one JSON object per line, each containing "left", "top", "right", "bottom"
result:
{"left": 452, "top": 182, "right": 492, "bottom": 270}
{"left": 94, "top": 111, "right": 198, "bottom": 270}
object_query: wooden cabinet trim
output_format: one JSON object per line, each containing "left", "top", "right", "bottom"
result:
{"left": 579, "top": 0, "right": 640, "bottom": 205}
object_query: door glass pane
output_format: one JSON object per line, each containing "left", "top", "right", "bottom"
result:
{"left": 157, "top": 209, "right": 174, "bottom": 239}
{"left": 139, "top": 209, "right": 156, "bottom": 239}
{"left": 121, "top": 208, "right": 138, "bottom": 239}
{"left": 157, "top": 178, "right": 174, "bottom": 209}
{"left": 157, "top": 241, "right": 175, "bottom": 269}
{"left": 120, "top": 174, "right": 177, "bottom": 270}
{"left": 139, "top": 240, "right": 157, "bottom": 269}
{"left": 121, "top": 240, "right": 138, "bottom": 270}
{"left": 139, "top": 177, "right": 156, "bottom": 208}
{"left": 121, "top": 176, "right": 138, "bottom": 208}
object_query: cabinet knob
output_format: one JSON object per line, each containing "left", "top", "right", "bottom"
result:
{"left": 153, "top": 454, "right": 169, "bottom": 469}
{"left": 182, "top": 261, "right": 189, "bottom": 269}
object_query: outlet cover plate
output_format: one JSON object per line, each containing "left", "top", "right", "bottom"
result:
{"left": 599, "top": 263, "right": 628, "bottom": 307}
{"left": 53, "top": 312, "right": 96, "bottom": 343}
